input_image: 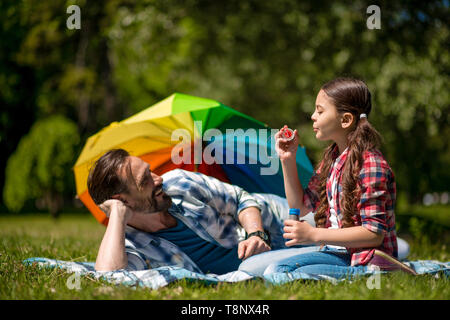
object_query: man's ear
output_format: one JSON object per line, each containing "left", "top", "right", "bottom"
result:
{"left": 341, "top": 112, "right": 355, "bottom": 129}
{"left": 111, "top": 194, "right": 128, "bottom": 205}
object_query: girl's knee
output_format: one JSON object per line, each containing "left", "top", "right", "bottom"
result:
{"left": 263, "top": 262, "right": 295, "bottom": 275}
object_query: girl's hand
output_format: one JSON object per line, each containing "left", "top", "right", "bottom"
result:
{"left": 283, "top": 220, "right": 316, "bottom": 246}
{"left": 275, "top": 125, "right": 299, "bottom": 162}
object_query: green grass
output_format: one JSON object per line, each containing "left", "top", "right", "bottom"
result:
{"left": 0, "top": 208, "right": 449, "bottom": 300}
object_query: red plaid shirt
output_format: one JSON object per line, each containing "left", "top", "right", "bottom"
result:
{"left": 303, "top": 145, "right": 398, "bottom": 266}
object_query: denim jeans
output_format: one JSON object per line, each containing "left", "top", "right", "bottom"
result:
{"left": 262, "top": 246, "right": 368, "bottom": 279}
{"left": 239, "top": 239, "right": 410, "bottom": 278}
{"left": 238, "top": 245, "right": 322, "bottom": 276}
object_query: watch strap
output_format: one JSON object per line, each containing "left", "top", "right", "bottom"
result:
{"left": 246, "top": 230, "right": 271, "bottom": 247}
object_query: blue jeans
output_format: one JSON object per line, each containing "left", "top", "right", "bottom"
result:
{"left": 263, "top": 246, "right": 368, "bottom": 279}
{"left": 238, "top": 245, "right": 322, "bottom": 276}
{"left": 239, "top": 241, "right": 410, "bottom": 278}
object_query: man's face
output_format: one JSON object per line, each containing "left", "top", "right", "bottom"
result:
{"left": 115, "top": 156, "right": 172, "bottom": 213}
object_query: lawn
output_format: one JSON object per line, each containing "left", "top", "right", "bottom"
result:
{"left": 0, "top": 207, "right": 449, "bottom": 300}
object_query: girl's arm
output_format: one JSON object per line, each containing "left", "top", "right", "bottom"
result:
{"left": 312, "top": 225, "right": 384, "bottom": 248}
{"left": 283, "top": 220, "right": 384, "bottom": 248}
{"left": 281, "top": 158, "right": 309, "bottom": 216}
{"left": 284, "top": 150, "right": 392, "bottom": 248}
{"left": 275, "top": 127, "right": 309, "bottom": 216}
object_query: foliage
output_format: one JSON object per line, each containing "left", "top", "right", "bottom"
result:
{"left": 1, "top": 0, "right": 449, "bottom": 214}
{"left": 3, "top": 116, "right": 80, "bottom": 216}
{"left": 107, "top": 0, "right": 450, "bottom": 202}
{"left": 0, "top": 213, "right": 449, "bottom": 299}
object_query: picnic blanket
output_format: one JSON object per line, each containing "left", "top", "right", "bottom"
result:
{"left": 23, "top": 257, "right": 450, "bottom": 290}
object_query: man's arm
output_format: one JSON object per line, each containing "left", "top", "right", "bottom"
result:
{"left": 238, "top": 206, "right": 265, "bottom": 234}
{"left": 237, "top": 206, "right": 271, "bottom": 259}
{"left": 95, "top": 200, "right": 134, "bottom": 271}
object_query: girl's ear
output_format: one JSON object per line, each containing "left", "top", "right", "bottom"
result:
{"left": 341, "top": 112, "right": 355, "bottom": 129}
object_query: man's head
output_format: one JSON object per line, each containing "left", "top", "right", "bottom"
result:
{"left": 87, "top": 149, "right": 172, "bottom": 214}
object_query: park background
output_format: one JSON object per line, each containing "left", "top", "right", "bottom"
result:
{"left": 0, "top": 0, "right": 449, "bottom": 299}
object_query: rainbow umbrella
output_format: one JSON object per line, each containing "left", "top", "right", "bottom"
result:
{"left": 74, "top": 93, "right": 313, "bottom": 225}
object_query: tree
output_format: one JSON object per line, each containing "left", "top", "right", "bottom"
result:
{"left": 1, "top": 0, "right": 448, "bottom": 213}
{"left": 105, "top": 0, "right": 449, "bottom": 203}
{"left": 3, "top": 116, "right": 80, "bottom": 217}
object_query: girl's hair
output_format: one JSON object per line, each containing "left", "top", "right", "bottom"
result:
{"left": 314, "top": 77, "right": 382, "bottom": 228}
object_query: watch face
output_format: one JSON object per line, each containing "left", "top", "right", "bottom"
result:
{"left": 247, "top": 231, "right": 270, "bottom": 245}
{"left": 251, "top": 231, "right": 267, "bottom": 240}
{"left": 259, "top": 232, "right": 268, "bottom": 240}
{"left": 247, "top": 231, "right": 270, "bottom": 247}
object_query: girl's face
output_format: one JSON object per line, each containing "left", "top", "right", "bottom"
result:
{"left": 311, "top": 89, "right": 348, "bottom": 142}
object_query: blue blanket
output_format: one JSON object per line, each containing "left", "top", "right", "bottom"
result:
{"left": 23, "top": 257, "right": 449, "bottom": 290}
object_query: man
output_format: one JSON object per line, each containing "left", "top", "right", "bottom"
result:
{"left": 88, "top": 148, "right": 305, "bottom": 274}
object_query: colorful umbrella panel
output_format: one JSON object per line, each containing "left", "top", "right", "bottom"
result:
{"left": 74, "top": 93, "right": 314, "bottom": 225}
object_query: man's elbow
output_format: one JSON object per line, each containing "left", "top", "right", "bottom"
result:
{"left": 94, "top": 264, "right": 114, "bottom": 272}
{"left": 94, "top": 260, "right": 128, "bottom": 272}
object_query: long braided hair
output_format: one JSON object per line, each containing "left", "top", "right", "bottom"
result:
{"left": 314, "top": 78, "right": 382, "bottom": 228}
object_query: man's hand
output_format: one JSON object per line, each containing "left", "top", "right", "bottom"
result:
{"left": 99, "top": 199, "right": 135, "bottom": 225}
{"left": 283, "top": 219, "right": 316, "bottom": 246}
{"left": 238, "top": 236, "right": 271, "bottom": 260}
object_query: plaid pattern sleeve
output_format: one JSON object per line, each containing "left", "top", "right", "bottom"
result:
{"left": 162, "top": 169, "right": 263, "bottom": 248}
{"left": 358, "top": 153, "right": 391, "bottom": 234}
{"left": 351, "top": 150, "right": 398, "bottom": 266}
{"left": 164, "top": 169, "right": 262, "bottom": 221}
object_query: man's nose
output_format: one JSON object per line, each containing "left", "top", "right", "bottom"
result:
{"left": 152, "top": 173, "right": 163, "bottom": 187}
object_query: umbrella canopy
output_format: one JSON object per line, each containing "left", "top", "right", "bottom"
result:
{"left": 74, "top": 93, "right": 314, "bottom": 225}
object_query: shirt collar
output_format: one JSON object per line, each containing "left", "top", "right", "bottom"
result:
{"left": 331, "top": 144, "right": 349, "bottom": 173}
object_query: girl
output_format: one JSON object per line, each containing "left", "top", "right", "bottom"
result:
{"left": 270, "top": 77, "right": 416, "bottom": 278}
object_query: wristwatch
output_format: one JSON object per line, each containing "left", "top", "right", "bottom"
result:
{"left": 246, "top": 230, "right": 271, "bottom": 247}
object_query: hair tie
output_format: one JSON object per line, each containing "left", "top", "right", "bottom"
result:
{"left": 360, "top": 113, "right": 367, "bottom": 119}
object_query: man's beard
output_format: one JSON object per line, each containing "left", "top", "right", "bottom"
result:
{"left": 151, "top": 193, "right": 172, "bottom": 212}
{"left": 133, "top": 188, "right": 172, "bottom": 214}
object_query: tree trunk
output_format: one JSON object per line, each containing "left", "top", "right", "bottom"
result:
{"left": 44, "top": 192, "right": 62, "bottom": 219}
